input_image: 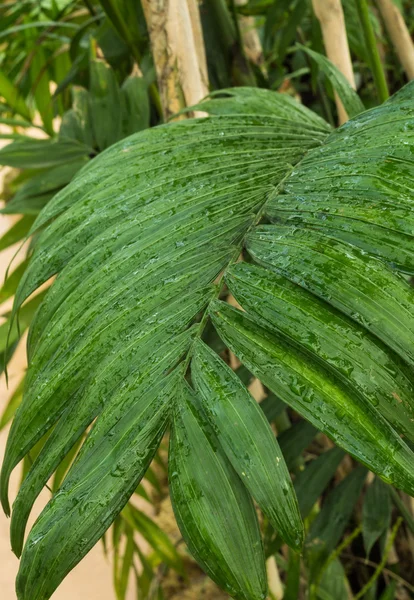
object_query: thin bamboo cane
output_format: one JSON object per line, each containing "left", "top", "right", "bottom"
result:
{"left": 141, "top": 0, "right": 209, "bottom": 120}
{"left": 312, "top": 0, "right": 356, "bottom": 125}
{"left": 376, "top": 0, "right": 414, "bottom": 80}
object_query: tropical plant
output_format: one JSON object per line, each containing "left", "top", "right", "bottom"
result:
{"left": 1, "top": 77, "right": 414, "bottom": 600}
{"left": 1, "top": 2, "right": 414, "bottom": 600}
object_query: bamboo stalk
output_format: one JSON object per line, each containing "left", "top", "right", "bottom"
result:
{"left": 234, "top": 0, "right": 265, "bottom": 70}
{"left": 266, "top": 556, "right": 283, "bottom": 600}
{"left": 141, "top": 0, "right": 209, "bottom": 120}
{"left": 311, "top": 0, "right": 356, "bottom": 125}
{"left": 376, "top": 0, "right": 414, "bottom": 80}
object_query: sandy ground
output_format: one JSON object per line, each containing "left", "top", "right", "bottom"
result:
{"left": 0, "top": 190, "right": 134, "bottom": 599}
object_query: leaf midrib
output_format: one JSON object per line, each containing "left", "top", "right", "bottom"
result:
{"left": 182, "top": 126, "right": 331, "bottom": 371}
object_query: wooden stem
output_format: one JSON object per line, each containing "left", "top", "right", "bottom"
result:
{"left": 376, "top": 0, "right": 414, "bottom": 80}
{"left": 311, "top": 0, "right": 356, "bottom": 125}
{"left": 234, "top": 0, "right": 265, "bottom": 70}
{"left": 141, "top": 0, "right": 209, "bottom": 120}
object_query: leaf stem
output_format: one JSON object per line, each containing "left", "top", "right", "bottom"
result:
{"left": 183, "top": 165, "right": 295, "bottom": 373}
{"left": 311, "top": 524, "right": 362, "bottom": 598}
{"left": 354, "top": 517, "right": 402, "bottom": 600}
{"left": 355, "top": 0, "right": 389, "bottom": 103}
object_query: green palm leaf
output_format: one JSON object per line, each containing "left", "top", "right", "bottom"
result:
{"left": 2, "top": 84, "right": 414, "bottom": 600}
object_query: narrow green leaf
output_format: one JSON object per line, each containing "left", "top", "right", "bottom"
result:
{"left": 0, "top": 258, "right": 30, "bottom": 304}
{"left": 0, "top": 21, "right": 79, "bottom": 39}
{"left": 2, "top": 158, "right": 88, "bottom": 215}
{"left": 192, "top": 339, "right": 303, "bottom": 549}
{"left": 0, "top": 138, "right": 91, "bottom": 169}
{"left": 306, "top": 465, "right": 367, "bottom": 579}
{"left": 0, "top": 71, "right": 32, "bottom": 120}
{"left": 122, "top": 504, "right": 183, "bottom": 573}
{"left": 209, "top": 301, "right": 414, "bottom": 496}
{"left": 120, "top": 74, "right": 149, "bottom": 136}
{"left": 225, "top": 262, "right": 414, "bottom": 442}
{"left": 25, "top": 25, "right": 54, "bottom": 135}
{"left": 59, "top": 86, "right": 95, "bottom": 148}
{"left": 294, "top": 447, "right": 345, "bottom": 519}
{"left": 0, "top": 291, "right": 46, "bottom": 355}
{"left": 15, "top": 371, "right": 174, "bottom": 600}
{"left": 362, "top": 477, "right": 391, "bottom": 557}
{"left": 298, "top": 44, "right": 365, "bottom": 118}
{"left": 169, "top": 381, "right": 268, "bottom": 600}
{"left": 277, "top": 420, "right": 317, "bottom": 471}
{"left": 0, "top": 216, "right": 35, "bottom": 252}
{"left": 0, "top": 377, "right": 24, "bottom": 430}
{"left": 89, "top": 59, "right": 122, "bottom": 151}
{"left": 71, "top": 86, "right": 94, "bottom": 147}
{"left": 0, "top": 117, "right": 43, "bottom": 129}
{"left": 114, "top": 525, "right": 134, "bottom": 600}
{"left": 134, "top": 541, "right": 155, "bottom": 598}
{"left": 283, "top": 548, "right": 300, "bottom": 600}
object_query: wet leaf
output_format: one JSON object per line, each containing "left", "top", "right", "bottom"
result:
{"left": 169, "top": 381, "right": 268, "bottom": 600}
{"left": 14, "top": 370, "right": 174, "bottom": 600}
{"left": 2, "top": 83, "right": 414, "bottom": 600}
{"left": 298, "top": 44, "right": 365, "bottom": 118}
{"left": 192, "top": 339, "right": 303, "bottom": 549}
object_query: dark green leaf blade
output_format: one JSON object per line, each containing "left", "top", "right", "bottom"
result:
{"left": 89, "top": 59, "right": 122, "bottom": 151}
{"left": 306, "top": 465, "right": 367, "bottom": 579}
{"left": 225, "top": 262, "right": 414, "bottom": 442}
{"left": 297, "top": 44, "right": 365, "bottom": 119}
{"left": 15, "top": 371, "right": 175, "bottom": 600}
{"left": 192, "top": 339, "right": 304, "bottom": 549}
{"left": 277, "top": 420, "right": 317, "bottom": 471}
{"left": 362, "top": 477, "right": 391, "bottom": 556}
{"left": 247, "top": 225, "right": 414, "bottom": 367}
{"left": 121, "top": 504, "right": 183, "bottom": 573}
{"left": 169, "top": 381, "right": 268, "bottom": 600}
{"left": 294, "top": 447, "right": 345, "bottom": 519}
{"left": 209, "top": 300, "right": 414, "bottom": 496}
